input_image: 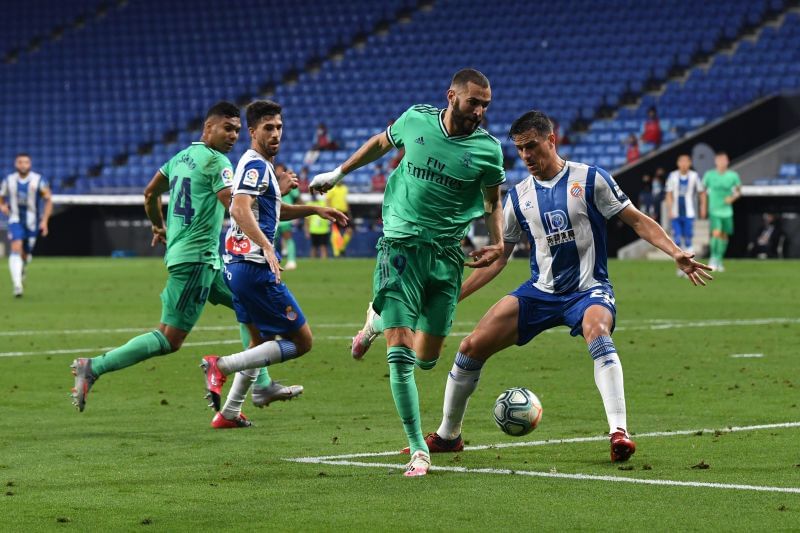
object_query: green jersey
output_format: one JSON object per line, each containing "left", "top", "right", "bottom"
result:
{"left": 159, "top": 142, "right": 233, "bottom": 268}
{"left": 384, "top": 105, "right": 505, "bottom": 241}
{"left": 702, "top": 169, "right": 741, "bottom": 217}
{"left": 282, "top": 187, "right": 300, "bottom": 205}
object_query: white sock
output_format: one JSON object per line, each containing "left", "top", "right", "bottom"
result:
{"left": 436, "top": 352, "right": 484, "bottom": 440}
{"left": 588, "top": 336, "right": 627, "bottom": 434}
{"left": 220, "top": 368, "right": 258, "bottom": 420}
{"left": 217, "top": 339, "right": 299, "bottom": 375}
{"left": 9, "top": 254, "right": 23, "bottom": 289}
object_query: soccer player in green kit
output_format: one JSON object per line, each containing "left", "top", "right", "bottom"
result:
{"left": 275, "top": 162, "right": 301, "bottom": 270}
{"left": 71, "top": 102, "right": 299, "bottom": 415}
{"left": 310, "top": 69, "right": 506, "bottom": 476}
{"left": 702, "top": 151, "right": 741, "bottom": 272}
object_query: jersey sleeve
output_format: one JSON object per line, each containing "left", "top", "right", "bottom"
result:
{"left": 39, "top": 176, "right": 50, "bottom": 193}
{"left": 732, "top": 171, "right": 742, "bottom": 187}
{"left": 664, "top": 172, "right": 677, "bottom": 193}
{"left": 159, "top": 156, "right": 174, "bottom": 178}
{"left": 212, "top": 155, "right": 234, "bottom": 193}
{"left": 0, "top": 177, "right": 7, "bottom": 197}
{"left": 502, "top": 191, "right": 522, "bottom": 243}
{"left": 234, "top": 160, "right": 268, "bottom": 196}
{"left": 481, "top": 143, "right": 506, "bottom": 188}
{"left": 386, "top": 106, "right": 415, "bottom": 149}
{"left": 593, "top": 167, "right": 631, "bottom": 219}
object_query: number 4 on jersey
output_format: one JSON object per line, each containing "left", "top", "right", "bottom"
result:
{"left": 170, "top": 177, "right": 195, "bottom": 225}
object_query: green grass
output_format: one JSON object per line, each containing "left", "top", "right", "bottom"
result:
{"left": 1, "top": 257, "right": 799, "bottom": 531}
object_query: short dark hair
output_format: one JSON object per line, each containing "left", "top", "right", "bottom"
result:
{"left": 15, "top": 152, "right": 31, "bottom": 159}
{"left": 246, "top": 100, "right": 282, "bottom": 128}
{"left": 715, "top": 150, "right": 728, "bottom": 157}
{"left": 205, "top": 101, "right": 241, "bottom": 120}
{"left": 451, "top": 68, "right": 490, "bottom": 89}
{"left": 508, "top": 110, "right": 554, "bottom": 139}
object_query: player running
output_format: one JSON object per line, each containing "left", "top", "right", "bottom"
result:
{"left": 702, "top": 151, "right": 741, "bottom": 272}
{"left": 70, "top": 101, "right": 300, "bottom": 414}
{"left": 410, "top": 110, "right": 712, "bottom": 462}
{"left": 200, "top": 100, "right": 347, "bottom": 428}
{"left": 309, "top": 68, "right": 506, "bottom": 476}
{"left": 0, "top": 153, "right": 52, "bottom": 298}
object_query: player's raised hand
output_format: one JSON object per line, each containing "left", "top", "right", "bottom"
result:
{"left": 317, "top": 207, "right": 349, "bottom": 227}
{"left": 276, "top": 167, "right": 299, "bottom": 195}
{"left": 309, "top": 166, "right": 345, "bottom": 193}
{"left": 465, "top": 243, "right": 504, "bottom": 268}
{"left": 151, "top": 225, "right": 167, "bottom": 247}
{"left": 675, "top": 251, "right": 713, "bottom": 286}
{"left": 262, "top": 243, "right": 283, "bottom": 284}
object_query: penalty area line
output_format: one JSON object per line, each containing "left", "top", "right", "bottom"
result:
{"left": 285, "top": 458, "right": 800, "bottom": 494}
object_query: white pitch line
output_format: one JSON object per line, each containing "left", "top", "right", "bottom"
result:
{"left": 292, "top": 421, "right": 800, "bottom": 462}
{"left": 289, "top": 459, "right": 800, "bottom": 494}
{"left": 2, "top": 317, "right": 798, "bottom": 338}
{"left": 730, "top": 353, "right": 765, "bottom": 358}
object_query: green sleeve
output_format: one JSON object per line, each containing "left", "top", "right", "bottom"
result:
{"left": 159, "top": 156, "right": 174, "bottom": 178}
{"left": 733, "top": 172, "right": 741, "bottom": 187}
{"left": 482, "top": 144, "right": 506, "bottom": 188}
{"left": 386, "top": 106, "right": 415, "bottom": 149}
{"left": 211, "top": 155, "right": 234, "bottom": 194}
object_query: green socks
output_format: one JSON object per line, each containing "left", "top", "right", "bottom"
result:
{"left": 286, "top": 238, "right": 296, "bottom": 263}
{"left": 709, "top": 237, "right": 729, "bottom": 262}
{"left": 90, "top": 330, "right": 172, "bottom": 377}
{"left": 388, "top": 346, "right": 429, "bottom": 455}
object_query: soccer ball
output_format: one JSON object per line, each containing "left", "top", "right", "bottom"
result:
{"left": 493, "top": 387, "right": 542, "bottom": 436}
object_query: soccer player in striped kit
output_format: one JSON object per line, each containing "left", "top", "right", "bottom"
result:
{"left": 416, "top": 110, "right": 713, "bottom": 463}
{"left": 0, "top": 153, "right": 52, "bottom": 298}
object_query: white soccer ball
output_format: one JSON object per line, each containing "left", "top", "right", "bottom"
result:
{"left": 493, "top": 387, "right": 543, "bottom": 436}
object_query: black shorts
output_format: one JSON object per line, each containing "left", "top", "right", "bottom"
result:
{"left": 311, "top": 232, "right": 330, "bottom": 247}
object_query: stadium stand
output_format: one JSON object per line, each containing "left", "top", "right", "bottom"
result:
{"left": 0, "top": 0, "right": 797, "bottom": 195}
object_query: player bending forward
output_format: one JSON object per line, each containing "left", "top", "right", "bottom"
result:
{"left": 201, "top": 100, "right": 347, "bottom": 427}
{"left": 405, "top": 110, "right": 713, "bottom": 462}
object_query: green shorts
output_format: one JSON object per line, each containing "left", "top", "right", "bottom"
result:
{"left": 372, "top": 237, "right": 464, "bottom": 337}
{"left": 160, "top": 262, "right": 233, "bottom": 331}
{"left": 710, "top": 215, "right": 734, "bottom": 236}
{"left": 278, "top": 221, "right": 294, "bottom": 234}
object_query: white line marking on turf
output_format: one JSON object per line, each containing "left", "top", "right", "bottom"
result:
{"left": 730, "top": 353, "right": 765, "bottom": 358}
{"left": 290, "top": 421, "right": 800, "bottom": 461}
{"left": 291, "top": 459, "right": 800, "bottom": 494}
{"left": 3, "top": 317, "right": 798, "bottom": 337}
{"left": 284, "top": 421, "right": 800, "bottom": 494}
{"left": 3, "top": 317, "right": 799, "bottom": 359}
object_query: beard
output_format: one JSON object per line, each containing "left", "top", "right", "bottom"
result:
{"left": 451, "top": 98, "right": 480, "bottom": 134}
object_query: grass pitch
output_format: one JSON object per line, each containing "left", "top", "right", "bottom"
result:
{"left": 1, "top": 257, "right": 799, "bottom": 530}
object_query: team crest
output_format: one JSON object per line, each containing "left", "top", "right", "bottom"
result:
{"left": 285, "top": 306, "right": 298, "bottom": 321}
{"left": 570, "top": 182, "right": 583, "bottom": 197}
{"left": 243, "top": 168, "right": 260, "bottom": 187}
{"left": 461, "top": 151, "right": 473, "bottom": 168}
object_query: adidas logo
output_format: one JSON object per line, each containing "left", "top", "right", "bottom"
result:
{"left": 415, "top": 136, "right": 425, "bottom": 145}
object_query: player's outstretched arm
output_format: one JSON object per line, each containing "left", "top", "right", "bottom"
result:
{"left": 459, "top": 241, "right": 516, "bottom": 302}
{"left": 280, "top": 203, "right": 349, "bottom": 227}
{"left": 309, "top": 132, "right": 393, "bottom": 193}
{"left": 144, "top": 170, "right": 170, "bottom": 246}
{"left": 617, "top": 204, "right": 713, "bottom": 286}
{"left": 230, "top": 194, "right": 282, "bottom": 283}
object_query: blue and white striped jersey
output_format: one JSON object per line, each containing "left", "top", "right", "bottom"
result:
{"left": 503, "top": 161, "right": 631, "bottom": 294}
{"left": 1, "top": 172, "right": 48, "bottom": 230}
{"left": 665, "top": 170, "right": 703, "bottom": 219}
{"left": 223, "top": 149, "right": 282, "bottom": 264}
